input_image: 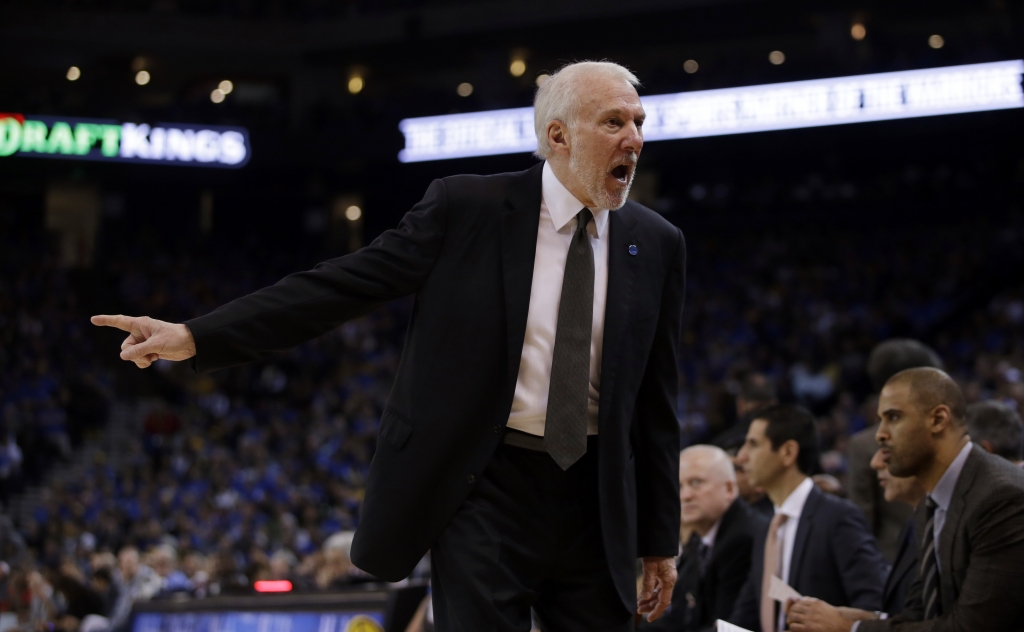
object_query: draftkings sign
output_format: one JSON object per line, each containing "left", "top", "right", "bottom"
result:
{"left": 0, "top": 113, "right": 250, "bottom": 168}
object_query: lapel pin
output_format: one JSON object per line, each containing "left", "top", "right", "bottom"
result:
{"left": 628, "top": 244, "right": 638, "bottom": 256}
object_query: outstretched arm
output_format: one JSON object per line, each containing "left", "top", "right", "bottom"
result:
{"left": 94, "top": 178, "right": 449, "bottom": 372}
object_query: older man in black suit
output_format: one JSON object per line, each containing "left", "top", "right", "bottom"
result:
{"left": 91, "top": 60, "right": 685, "bottom": 631}
{"left": 643, "top": 445, "right": 768, "bottom": 632}
{"left": 788, "top": 368, "right": 1024, "bottom": 631}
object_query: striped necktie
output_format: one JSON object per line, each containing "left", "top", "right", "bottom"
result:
{"left": 920, "top": 497, "right": 941, "bottom": 620}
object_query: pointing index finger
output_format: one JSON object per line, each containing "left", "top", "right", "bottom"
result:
{"left": 91, "top": 314, "right": 136, "bottom": 332}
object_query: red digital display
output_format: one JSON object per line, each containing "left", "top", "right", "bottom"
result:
{"left": 253, "top": 580, "right": 293, "bottom": 593}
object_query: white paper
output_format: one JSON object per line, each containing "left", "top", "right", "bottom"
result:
{"left": 716, "top": 620, "right": 754, "bottom": 632}
{"left": 768, "top": 574, "right": 803, "bottom": 604}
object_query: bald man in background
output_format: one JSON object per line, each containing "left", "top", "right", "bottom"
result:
{"left": 643, "top": 446, "right": 768, "bottom": 632}
{"left": 789, "top": 368, "right": 1024, "bottom": 631}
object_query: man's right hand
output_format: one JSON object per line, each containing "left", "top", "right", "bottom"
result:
{"left": 91, "top": 315, "right": 196, "bottom": 369}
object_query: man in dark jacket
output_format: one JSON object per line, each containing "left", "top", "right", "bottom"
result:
{"left": 782, "top": 447, "right": 924, "bottom": 630}
{"left": 92, "top": 60, "right": 685, "bottom": 631}
{"left": 729, "top": 405, "right": 887, "bottom": 632}
{"left": 644, "top": 446, "right": 768, "bottom": 631}
{"left": 789, "top": 368, "right": 1024, "bottom": 631}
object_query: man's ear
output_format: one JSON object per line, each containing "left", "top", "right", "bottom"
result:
{"left": 545, "top": 120, "right": 569, "bottom": 157}
{"left": 780, "top": 439, "right": 800, "bottom": 469}
{"left": 928, "top": 404, "right": 954, "bottom": 435}
{"left": 724, "top": 479, "right": 737, "bottom": 498}
{"left": 979, "top": 439, "right": 995, "bottom": 454}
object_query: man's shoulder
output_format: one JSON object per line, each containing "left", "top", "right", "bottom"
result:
{"left": 811, "top": 486, "right": 872, "bottom": 528}
{"left": 621, "top": 199, "right": 682, "bottom": 239}
{"left": 966, "top": 448, "right": 1024, "bottom": 506}
{"left": 714, "top": 499, "right": 769, "bottom": 555}
{"left": 438, "top": 165, "right": 538, "bottom": 202}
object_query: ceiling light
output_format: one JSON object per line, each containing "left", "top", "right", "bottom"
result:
{"left": 510, "top": 60, "right": 526, "bottom": 77}
{"left": 684, "top": 60, "right": 699, "bottom": 74}
{"left": 218, "top": 80, "right": 234, "bottom": 95}
{"left": 348, "top": 76, "right": 364, "bottom": 94}
{"left": 344, "top": 205, "right": 362, "bottom": 221}
{"left": 66, "top": 66, "right": 81, "bottom": 81}
{"left": 851, "top": 24, "right": 866, "bottom": 40}
{"left": 535, "top": 73, "right": 550, "bottom": 87}
{"left": 457, "top": 82, "right": 474, "bottom": 97}
{"left": 210, "top": 89, "right": 225, "bottom": 103}
{"left": 769, "top": 51, "right": 786, "bottom": 65}
{"left": 929, "top": 34, "right": 945, "bottom": 49}
{"left": 135, "top": 70, "right": 151, "bottom": 85}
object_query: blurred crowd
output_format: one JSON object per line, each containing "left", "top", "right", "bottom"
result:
{"left": 0, "top": 222, "right": 113, "bottom": 506}
{"left": 2, "top": 173, "right": 1024, "bottom": 632}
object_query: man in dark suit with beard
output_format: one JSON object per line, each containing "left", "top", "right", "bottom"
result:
{"left": 92, "top": 60, "right": 685, "bottom": 631}
{"left": 643, "top": 445, "right": 768, "bottom": 632}
{"left": 788, "top": 368, "right": 1024, "bottom": 631}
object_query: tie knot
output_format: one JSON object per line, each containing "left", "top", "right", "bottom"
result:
{"left": 576, "top": 208, "right": 593, "bottom": 232}
{"left": 770, "top": 512, "right": 788, "bottom": 530}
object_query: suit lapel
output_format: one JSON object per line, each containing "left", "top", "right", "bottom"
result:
{"left": 709, "top": 498, "right": 741, "bottom": 563}
{"left": 884, "top": 519, "right": 916, "bottom": 604}
{"left": 499, "top": 162, "right": 544, "bottom": 404}
{"left": 597, "top": 204, "right": 638, "bottom": 432}
{"left": 789, "top": 486, "right": 821, "bottom": 590}
{"left": 938, "top": 447, "right": 981, "bottom": 608}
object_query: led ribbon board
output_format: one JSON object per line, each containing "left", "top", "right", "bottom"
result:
{"left": 398, "top": 60, "right": 1024, "bottom": 162}
{"left": 0, "top": 114, "right": 250, "bottom": 168}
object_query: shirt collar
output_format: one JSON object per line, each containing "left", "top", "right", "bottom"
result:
{"left": 930, "top": 441, "right": 973, "bottom": 512}
{"left": 775, "top": 476, "right": 815, "bottom": 521}
{"left": 541, "top": 161, "right": 610, "bottom": 238}
{"left": 701, "top": 517, "right": 723, "bottom": 549}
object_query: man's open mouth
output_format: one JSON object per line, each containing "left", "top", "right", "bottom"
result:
{"left": 610, "top": 164, "right": 630, "bottom": 183}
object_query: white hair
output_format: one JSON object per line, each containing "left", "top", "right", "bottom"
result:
{"left": 680, "top": 445, "right": 737, "bottom": 484}
{"left": 533, "top": 61, "right": 640, "bottom": 159}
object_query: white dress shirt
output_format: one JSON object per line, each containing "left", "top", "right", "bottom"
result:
{"left": 774, "top": 476, "right": 815, "bottom": 631}
{"left": 507, "top": 161, "right": 610, "bottom": 437}
{"left": 702, "top": 518, "right": 722, "bottom": 550}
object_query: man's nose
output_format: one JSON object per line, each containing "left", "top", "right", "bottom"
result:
{"left": 621, "top": 123, "right": 643, "bottom": 154}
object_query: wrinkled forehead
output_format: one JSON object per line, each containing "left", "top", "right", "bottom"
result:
{"left": 577, "top": 75, "right": 644, "bottom": 118}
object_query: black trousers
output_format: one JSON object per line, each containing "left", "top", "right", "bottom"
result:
{"left": 431, "top": 435, "right": 633, "bottom": 632}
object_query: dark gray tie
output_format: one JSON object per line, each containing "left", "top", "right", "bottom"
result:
{"left": 544, "top": 208, "right": 595, "bottom": 470}
{"left": 921, "top": 497, "right": 941, "bottom": 620}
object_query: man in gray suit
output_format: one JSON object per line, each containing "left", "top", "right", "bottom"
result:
{"left": 788, "top": 367, "right": 1024, "bottom": 631}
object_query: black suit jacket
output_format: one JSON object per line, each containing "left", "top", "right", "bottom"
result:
{"left": 183, "top": 162, "right": 687, "bottom": 610}
{"left": 859, "top": 446, "right": 1024, "bottom": 631}
{"left": 730, "top": 485, "right": 888, "bottom": 629}
{"left": 644, "top": 498, "right": 769, "bottom": 632}
{"left": 882, "top": 517, "right": 918, "bottom": 616}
